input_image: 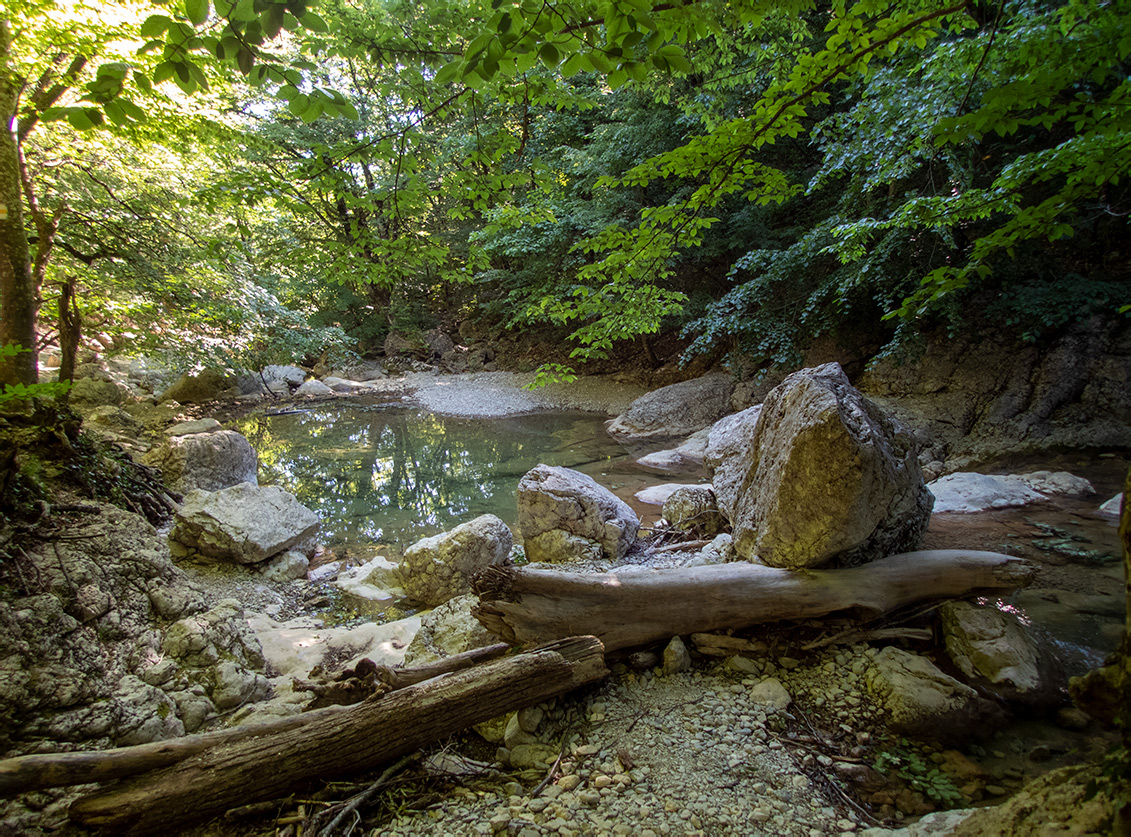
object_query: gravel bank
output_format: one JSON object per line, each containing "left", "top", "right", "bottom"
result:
{"left": 399, "top": 372, "right": 650, "bottom": 418}
{"left": 378, "top": 646, "right": 904, "bottom": 837}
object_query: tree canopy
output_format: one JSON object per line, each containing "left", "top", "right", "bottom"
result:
{"left": 1, "top": 0, "right": 1127, "bottom": 390}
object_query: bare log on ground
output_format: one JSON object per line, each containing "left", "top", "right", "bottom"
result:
{"left": 474, "top": 550, "right": 1034, "bottom": 653}
{"left": 0, "top": 643, "right": 513, "bottom": 798}
{"left": 0, "top": 709, "right": 349, "bottom": 798}
{"left": 68, "top": 636, "right": 607, "bottom": 835}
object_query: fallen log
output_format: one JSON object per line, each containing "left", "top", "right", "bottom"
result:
{"left": 0, "top": 643, "right": 513, "bottom": 797}
{"left": 67, "top": 636, "right": 607, "bottom": 835}
{"left": 474, "top": 549, "right": 1034, "bottom": 653}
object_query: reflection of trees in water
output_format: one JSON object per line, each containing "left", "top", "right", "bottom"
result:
{"left": 231, "top": 406, "right": 625, "bottom": 549}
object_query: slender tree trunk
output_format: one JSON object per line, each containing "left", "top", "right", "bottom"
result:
{"left": 56, "top": 274, "right": 81, "bottom": 400}
{"left": 0, "top": 20, "right": 38, "bottom": 387}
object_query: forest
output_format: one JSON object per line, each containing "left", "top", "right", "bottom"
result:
{"left": 1, "top": 0, "right": 1126, "bottom": 394}
{"left": 1, "top": 0, "right": 1130, "bottom": 833}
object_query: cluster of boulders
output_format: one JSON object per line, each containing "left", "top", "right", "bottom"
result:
{"left": 8, "top": 345, "right": 1116, "bottom": 826}
{"left": 346, "top": 361, "right": 1098, "bottom": 764}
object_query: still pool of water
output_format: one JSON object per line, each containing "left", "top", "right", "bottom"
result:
{"left": 234, "top": 402, "right": 658, "bottom": 558}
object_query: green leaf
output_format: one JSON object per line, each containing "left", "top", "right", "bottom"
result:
{"left": 103, "top": 100, "right": 126, "bottom": 125}
{"left": 287, "top": 92, "right": 310, "bottom": 114}
{"left": 561, "top": 52, "right": 584, "bottom": 77}
{"left": 587, "top": 50, "right": 614, "bottom": 73}
{"left": 232, "top": 0, "right": 257, "bottom": 22}
{"left": 434, "top": 60, "right": 460, "bottom": 85}
{"left": 153, "top": 61, "right": 175, "bottom": 84}
{"left": 236, "top": 46, "right": 256, "bottom": 75}
{"left": 299, "top": 10, "right": 328, "bottom": 32}
{"left": 185, "top": 0, "right": 210, "bottom": 26}
{"left": 538, "top": 42, "right": 559, "bottom": 68}
{"left": 118, "top": 99, "right": 148, "bottom": 122}
{"left": 140, "top": 14, "right": 173, "bottom": 38}
{"left": 300, "top": 98, "right": 325, "bottom": 123}
{"left": 262, "top": 4, "right": 286, "bottom": 39}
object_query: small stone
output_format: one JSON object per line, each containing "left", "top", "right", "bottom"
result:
{"left": 579, "top": 790, "right": 602, "bottom": 807}
{"left": 662, "top": 635, "right": 692, "bottom": 675}
{"left": 489, "top": 813, "right": 510, "bottom": 832}
{"left": 557, "top": 775, "right": 581, "bottom": 792}
{"left": 518, "top": 705, "right": 544, "bottom": 734}
{"left": 985, "top": 784, "right": 1008, "bottom": 796}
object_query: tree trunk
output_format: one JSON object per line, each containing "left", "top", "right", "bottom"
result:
{"left": 0, "top": 20, "right": 38, "bottom": 387}
{"left": 473, "top": 550, "right": 1035, "bottom": 653}
{"left": 56, "top": 274, "right": 81, "bottom": 397}
{"left": 68, "top": 636, "right": 607, "bottom": 835}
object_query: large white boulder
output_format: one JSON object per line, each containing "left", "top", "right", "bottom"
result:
{"left": 704, "top": 404, "right": 763, "bottom": 515}
{"left": 518, "top": 464, "right": 639, "bottom": 563}
{"left": 722, "top": 363, "right": 932, "bottom": 568}
{"left": 940, "top": 601, "right": 1061, "bottom": 708}
{"left": 170, "top": 484, "right": 320, "bottom": 564}
{"left": 607, "top": 373, "right": 734, "bottom": 443}
{"left": 402, "top": 594, "right": 499, "bottom": 667}
{"left": 145, "top": 430, "right": 258, "bottom": 494}
{"left": 865, "top": 647, "right": 1002, "bottom": 745}
{"left": 398, "top": 514, "right": 513, "bottom": 607}
{"left": 929, "top": 471, "right": 1095, "bottom": 513}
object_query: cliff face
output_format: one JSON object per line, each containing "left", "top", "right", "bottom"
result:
{"left": 857, "top": 316, "right": 1131, "bottom": 468}
{"left": 728, "top": 316, "right": 1131, "bottom": 471}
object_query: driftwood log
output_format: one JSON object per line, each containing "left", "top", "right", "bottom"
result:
{"left": 474, "top": 549, "right": 1034, "bottom": 653}
{"left": 63, "top": 636, "right": 606, "bottom": 835}
{"left": 0, "top": 643, "right": 514, "bottom": 798}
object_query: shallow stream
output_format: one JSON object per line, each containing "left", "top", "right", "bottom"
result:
{"left": 234, "top": 400, "right": 675, "bottom": 561}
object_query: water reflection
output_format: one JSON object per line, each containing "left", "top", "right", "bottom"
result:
{"left": 234, "top": 404, "right": 634, "bottom": 554}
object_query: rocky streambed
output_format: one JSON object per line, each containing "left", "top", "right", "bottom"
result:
{"left": 1, "top": 362, "right": 1127, "bottom": 836}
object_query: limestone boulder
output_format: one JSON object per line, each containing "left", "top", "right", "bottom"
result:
{"left": 170, "top": 484, "right": 320, "bottom": 564}
{"left": 724, "top": 363, "right": 932, "bottom": 568}
{"left": 402, "top": 594, "right": 499, "bottom": 667}
{"left": 940, "top": 601, "right": 1063, "bottom": 709}
{"left": 68, "top": 377, "right": 125, "bottom": 410}
{"left": 607, "top": 373, "right": 734, "bottom": 443}
{"left": 930, "top": 470, "right": 1095, "bottom": 513}
{"left": 384, "top": 331, "right": 424, "bottom": 358}
{"left": 145, "top": 430, "right": 258, "bottom": 494}
{"left": 865, "top": 647, "right": 1004, "bottom": 745}
{"left": 398, "top": 514, "right": 512, "bottom": 607}
{"left": 83, "top": 405, "right": 142, "bottom": 435}
{"left": 295, "top": 379, "right": 334, "bottom": 398}
{"left": 635, "top": 426, "right": 713, "bottom": 471}
{"left": 329, "top": 360, "right": 386, "bottom": 382}
{"left": 258, "top": 550, "right": 310, "bottom": 582}
{"left": 335, "top": 556, "right": 405, "bottom": 605}
{"left": 518, "top": 464, "right": 639, "bottom": 563}
{"left": 261, "top": 364, "right": 306, "bottom": 388}
{"left": 425, "top": 329, "right": 456, "bottom": 358}
{"left": 322, "top": 376, "right": 367, "bottom": 392}
{"left": 662, "top": 485, "right": 725, "bottom": 538}
{"left": 704, "top": 405, "right": 762, "bottom": 517}
{"left": 159, "top": 369, "right": 239, "bottom": 404}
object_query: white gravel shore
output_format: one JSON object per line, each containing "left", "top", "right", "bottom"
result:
{"left": 399, "top": 372, "right": 651, "bottom": 418}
